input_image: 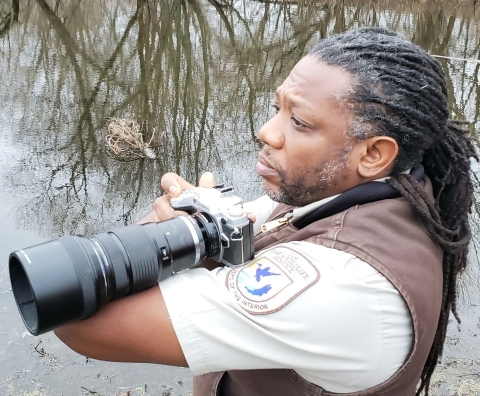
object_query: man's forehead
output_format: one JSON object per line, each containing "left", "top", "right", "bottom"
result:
{"left": 274, "top": 57, "right": 352, "bottom": 103}
{"left": 275, "top": 56, "right": 351, "bottom": 119}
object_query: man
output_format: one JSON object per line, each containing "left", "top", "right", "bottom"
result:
{"left": 55, "top": 28, "right": 476, "bottom": 395}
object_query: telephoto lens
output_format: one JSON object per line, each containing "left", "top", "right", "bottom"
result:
{"left": 9, "top": 214, "right": 221, "bottom": 336}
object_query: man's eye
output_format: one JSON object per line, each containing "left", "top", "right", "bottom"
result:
{"left": 272, "top": 104, "right": 280, "bottom": 113}
{"left": 291, "top": 117, "right": 304, "bottom": 127}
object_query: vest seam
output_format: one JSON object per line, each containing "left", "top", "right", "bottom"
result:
{"left": 212, "top": 371, "right": 224, "bottom": 396}
{"left": 331, "top": 210, "right": 349, "bottom": 246}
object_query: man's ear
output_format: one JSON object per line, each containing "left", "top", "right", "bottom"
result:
{"left": 357, "top": 136, "right": 399, "bottom": 179}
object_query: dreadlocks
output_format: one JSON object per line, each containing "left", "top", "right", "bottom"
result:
{"left": 309, "top": 28, "right": 477, "bottom": 395}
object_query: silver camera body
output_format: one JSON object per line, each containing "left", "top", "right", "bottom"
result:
{"left": 171, "top": 186, "right": 254, "bottom": 267}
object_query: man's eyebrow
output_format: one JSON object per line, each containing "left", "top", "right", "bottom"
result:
{"left": 274, "top": 89, "right": 311, "bottom": 109}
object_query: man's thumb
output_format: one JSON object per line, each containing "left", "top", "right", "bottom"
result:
{"left": 199, "top": 172, "right": 215, "bottom": 188}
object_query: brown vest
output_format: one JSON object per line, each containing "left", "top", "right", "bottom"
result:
{"left": 194, "top": 179, "right": 443, "bottom": 396}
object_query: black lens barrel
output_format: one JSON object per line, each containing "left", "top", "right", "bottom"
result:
{"left": 9, "top": 214, "right": 218, "bottom": 335}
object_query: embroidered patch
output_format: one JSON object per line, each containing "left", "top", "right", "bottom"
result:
{"left": 226, "top": 246, "right": 320, "bottom": 314}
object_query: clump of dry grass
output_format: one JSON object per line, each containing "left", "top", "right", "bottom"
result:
{"left": 105, "top": 118, "right": 158, "bottom": 162}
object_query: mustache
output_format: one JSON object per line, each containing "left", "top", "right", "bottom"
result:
{"left": 259, "top": 146, "right": 274, "bottom": 163}
{"left": 259, "top": 147, "right": 286, "bottom": 182}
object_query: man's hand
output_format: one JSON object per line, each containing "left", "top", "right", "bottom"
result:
{"left": 137, "top": 172, "right": 215, "bottom": 224}
{"left": 154, "top": 171, "right": 215, "bottom": 222}
{"left": 138, "top": 171, "right": 256, "bottom": 224}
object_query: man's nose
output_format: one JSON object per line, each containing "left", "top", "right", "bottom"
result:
{"left": 257, "top": 115, "right": 285, "bottom": 149}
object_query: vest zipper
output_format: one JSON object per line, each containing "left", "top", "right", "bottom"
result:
{"left": 260, "top": 212, "right": 294, "bottom": 233}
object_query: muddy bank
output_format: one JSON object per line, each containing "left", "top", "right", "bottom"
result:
{"left": 431, "top": 357, "right": 480, "bottom": 395}
{"left": 2, "top": 350, "right": 480, "bottom": 396}
{"left": 0, "top": 328, "right": 193, "bottom": 396}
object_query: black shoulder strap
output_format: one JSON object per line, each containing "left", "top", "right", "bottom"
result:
{"left": 292, "top": 165, "right": 424, "bottom": 229}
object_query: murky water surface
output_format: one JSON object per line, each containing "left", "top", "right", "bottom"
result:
{"left": 1, "top": 1, "right": 480, "bottom": 395}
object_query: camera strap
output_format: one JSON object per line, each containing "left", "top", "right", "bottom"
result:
{"left": 292, "top": 165, "right": 424, "bottom": 230}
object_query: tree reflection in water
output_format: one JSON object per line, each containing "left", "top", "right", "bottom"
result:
{"left": 1, "top": 0, "right": 479, "bottom": 243}
{"left": 1, "top": 2, "right": 480, "bottom": 393}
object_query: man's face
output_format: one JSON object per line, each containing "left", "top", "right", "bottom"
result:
{"left": 256, "top": 56, "right": 361, "bottom": 206}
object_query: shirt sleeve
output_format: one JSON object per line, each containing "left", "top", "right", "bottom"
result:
{"left": 159, "top": 241, "right": 412, "bottom": 393}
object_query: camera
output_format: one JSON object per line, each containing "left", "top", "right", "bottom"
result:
{"left": 8, "top": 186, "right": 254, "bottom": 336}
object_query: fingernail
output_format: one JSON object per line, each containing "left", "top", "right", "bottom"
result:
{"left": 169, "top": 185, "right": 178, "bottom": 195}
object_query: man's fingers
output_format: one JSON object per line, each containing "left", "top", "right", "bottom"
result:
{"left": 153, "top": 196, "right": 174, "bottom": 220}
{"left": 160, "top": 173, "right": 195, "bottom": 197}
{"left": 152, "top": 196, "right": 188, "bottom": 222}
{"left": 246, "top": 212, "right": 256, "bottom": 223}
{"left": 199, "top": 172, "right": 215, "bottom": 188}
{"left": 160, "top": 172, "right": 215, "bottom": 197}
{"left": 154, "top": 172, "right": 215, "bottom": 222}
{"left": 137, "top": 210, "right": 157, "bottom": 224}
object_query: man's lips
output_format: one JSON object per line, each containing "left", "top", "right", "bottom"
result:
{"left": 256, "top": 154, "right": 278, "bottom": 177}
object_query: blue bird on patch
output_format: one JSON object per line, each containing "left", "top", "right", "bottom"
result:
{"left": 254, "top": 264, "right": 280, "bottom": 282}
{"left": 245, "top": 284, "right": 272, "bottom": 296}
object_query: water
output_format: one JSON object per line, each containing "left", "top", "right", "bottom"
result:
{"left": 1, "top": 1, "right": 480, "bottom": 395}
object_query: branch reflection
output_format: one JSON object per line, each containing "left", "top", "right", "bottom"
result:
{"left": 0, "top": 0, "right": 479, "bottom": 240}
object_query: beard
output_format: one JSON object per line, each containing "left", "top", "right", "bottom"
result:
{"left": 262, "top": 146, "right": 352, "bottom": 207}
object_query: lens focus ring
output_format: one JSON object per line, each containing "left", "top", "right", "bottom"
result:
{"left": 110, "top": 225, "right": 159, "bottom": 294}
